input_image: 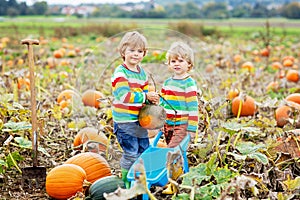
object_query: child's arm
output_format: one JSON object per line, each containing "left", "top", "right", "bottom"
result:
{"left": 186, "top": 80, "right": 199, "bottom": 134}
{"left": 113, "top": 81, "right": 145, "bottom": 103}
{"left": 112, "top": 71, "right": 146, "bottom": 104}
{"left": 112, "top": 68, "right": 159, "bottom": 104}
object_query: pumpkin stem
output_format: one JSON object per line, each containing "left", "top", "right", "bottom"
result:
{"left": 83, "top": 179, "right": 92, "bottom": 189}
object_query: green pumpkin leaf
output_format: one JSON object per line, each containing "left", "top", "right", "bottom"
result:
{"left": 206, "top": 152, "right": 218, "bottom": 175}
{"left": 3, "top": 121, "right": 31, "bottom": 132}
{"left": 181, "top": 163, "right": 210, "bottom": 186}
{"left": 236, "top": 141, "right": 266, "bottom": 155}
{"left": 213, "top": 167, "right": 235, "bottom": 184}
{"left": 6, "top": 151, "right": 23, "bottom": 169}
{"left": 221, "top": 121, "right": 244, "bottom": 132}
{"left": 198, "top": 183, "right": 221, "bottom": 199}
{"left": 13, "top": 137, "right": 51, "bottom": 157}
{"left": 227, "top": 152, "right": 247, "bottom": 161}
{"left": 248, "top": 152, "right": 269, "bottom": 165}
{"left": 14, "top": 136, "right": 32, "bottom": 149}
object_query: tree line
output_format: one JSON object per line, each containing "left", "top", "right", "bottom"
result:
{"left": 1, "top": 0, "right": 300, "bottom": 19}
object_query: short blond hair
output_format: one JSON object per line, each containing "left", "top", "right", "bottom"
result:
{"left": 166, "top": 41, "right": 194, "bottom": 69}
{"left": 118, "top": 31, "right": 148, "bottom": 60}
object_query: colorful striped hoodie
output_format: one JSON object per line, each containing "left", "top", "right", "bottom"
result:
{"left": 160, "top": 76, "right": 199, "bottom": 133}
{"left": 111, "top": 64, "right": 148, "bottom": 123}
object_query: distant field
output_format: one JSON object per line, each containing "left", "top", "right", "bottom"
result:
{"left": 0, "top": 16, "right": 300, "bottom": 39}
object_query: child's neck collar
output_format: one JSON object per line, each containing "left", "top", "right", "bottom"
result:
{"left": 173, "top": 73, "right": 190, "bottom": 80}
{"left": 122, "top": 63, "right": 140, "bottom": 73}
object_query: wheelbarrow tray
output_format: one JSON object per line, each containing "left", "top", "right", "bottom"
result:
{"left": 127, "top": 131, "right": 190, "bottom": 187}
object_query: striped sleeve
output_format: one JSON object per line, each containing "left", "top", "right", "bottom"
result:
{"left": 186, "top": 79, "right": 199, "bottom": 133}
{"left": 111, "top": 65, "right": 148, "bottom": 122}
{"left": 112, "top": 67, "right": 147, "bottom": 104}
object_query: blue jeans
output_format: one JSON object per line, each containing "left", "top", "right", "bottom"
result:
{"left": 113, "top": 121, "right": 149, "bottom": 170}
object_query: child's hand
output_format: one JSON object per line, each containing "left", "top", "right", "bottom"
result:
{"left": 146, "top": 91, "right": 159, "bottom": 104}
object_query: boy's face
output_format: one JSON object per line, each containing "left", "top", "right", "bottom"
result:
{"left": 123, "top": 46, "right": 145, "bottom": 67}
{"left": 169, "top": 56, "right": 191, "bottom": 76}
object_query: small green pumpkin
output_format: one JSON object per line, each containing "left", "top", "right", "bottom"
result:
{"left": 86, "top": 175, "right": 125, "bottom": 200}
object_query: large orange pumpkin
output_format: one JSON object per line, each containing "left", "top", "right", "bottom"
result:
{"left": 46, "top": 164, "right": 88, "bottom": 200}
{"left": 73, "top": 127, "right": 108, "bottom": 152}
{"left": 231, "top": 95, "right": 256, "bottom": 117}
{"left": 82, "top": 89, "right": 104, "bottom": 108}
{"left": 65, "top": 152, "right": 112, "bottom": 183}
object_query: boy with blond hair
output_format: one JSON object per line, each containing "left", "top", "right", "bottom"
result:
{"left": 160, "top": 41, "right": 199, "bottom": 148}
{"left": 111, "top": 31, "right": 159, "bottom": 188}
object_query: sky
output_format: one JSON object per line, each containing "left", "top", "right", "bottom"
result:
{"left": 18, "top": 0, "right": 149, "bottom": 6}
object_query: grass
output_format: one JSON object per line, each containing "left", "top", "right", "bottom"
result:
{"left": 0, "top": 16, "right": 300, "bottom": 39}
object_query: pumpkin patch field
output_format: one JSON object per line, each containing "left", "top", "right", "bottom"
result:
{"left": 1, "top": 18, "right": 300, "bottom": 199}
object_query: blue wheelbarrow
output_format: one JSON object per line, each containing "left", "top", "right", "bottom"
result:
{"left": 127, "top": 131, "right": 190, "bottom": 200}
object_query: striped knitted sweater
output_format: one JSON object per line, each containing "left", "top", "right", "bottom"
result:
{"left": 111, "top": 64, "right": 148, "bottom": 123}
{"left": 160, "top": 76, "right": 199, "bottom": 133}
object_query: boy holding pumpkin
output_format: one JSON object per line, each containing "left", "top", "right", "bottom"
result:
{"left": 111, "top": 31, "right": 159, "bottom": 188}
{"left": 160, "top": 41, "right": 199, "bottom": 148}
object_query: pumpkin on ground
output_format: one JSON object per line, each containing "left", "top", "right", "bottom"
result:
{"left": 286, "top": 69, "right": 299, "bottom": 82}
{"left": 231, "top": 95, "right": 256, "bottom": 117}
{"left": 17, "top": 77, "right": 30, "bottom": 90}
{"left": 266, "top": 81, "right": 279, "bottom": 92}
{"left": 57, "top": 89, "right": 80, "bottom": 109}
{"left": 285, "top": 93, "right": 300, "bottom": 105}
{"left": 241, "top": 61, "right": 254, "bottom": 72}
{"left": 73, "top": 127, "right": 108, "bottom": 152}
{"left": 85, "top": 175, "right": 125, "bottom": 200}
{"left": 46, "top": 164, "right": 89, "bottom": 200}
{"left": 275, "top": 105, "right": 292, "bottom": 127}
{"left": 65, "top": 152, "right": 112, "bottom": 183}
{"left": 227, "top": 88, "right": 239, "bottom": 100}
{"left": 138, "top": 104, "right": 166, "bottom": 129}
{"left": 81, "top": 89, "right": 104, "bottom": 108}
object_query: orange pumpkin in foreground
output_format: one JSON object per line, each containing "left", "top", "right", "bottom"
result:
{"left": 73, "top": 127, "right": 108, "bottom": 152}
{"left": 231, "top": 95, "right": 256, "bottom": 117}
{"left": 65, "top": 152, "right": 112, "bottom": 183}
{"left": 46, "top": 164, "right": 88, "bottom": 200}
